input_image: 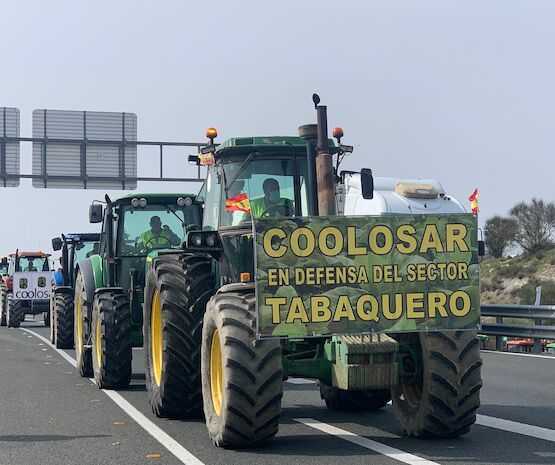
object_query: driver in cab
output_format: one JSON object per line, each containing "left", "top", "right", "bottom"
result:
{"left": 139, "top": 216, "right": 181, "bottom": 249}
{"left": 249, "top": 178, "right": 292, "bottom": 219}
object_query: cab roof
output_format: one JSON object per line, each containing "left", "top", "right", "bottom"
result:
{"left": 9, "top": 252, "right": 51, "bottom": 258}
{"left": 214, "top": 136, "right": 336, "bottom": 155}
{"left": 113, "top": 193, "right": 197, "bottom": 204}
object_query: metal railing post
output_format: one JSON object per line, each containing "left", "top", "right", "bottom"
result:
{"left": 533, "top": 286, "right": 542, "bottom": 353}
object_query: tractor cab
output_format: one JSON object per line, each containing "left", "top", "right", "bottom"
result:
{"left": 190, "top": 135, "right": 340, "bottom": 284}
{"left": 88, "top": 193, "right": 202, "bottom": 329}
{"left": 52, "top": 233, "right": 101, "bottom": 288}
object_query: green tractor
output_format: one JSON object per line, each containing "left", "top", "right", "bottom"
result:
{"left": 141, "top": 99, "right": 483, "bottom": 448}
{"left": 50, "top": 233, "right": 100, "bottom": 348}
{"left": 73, "top": 193, "right": 202, "bottom": 387}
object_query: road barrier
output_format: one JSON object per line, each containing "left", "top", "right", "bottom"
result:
{"left": 481, "top": 302, "right": 555, "bottom": 353}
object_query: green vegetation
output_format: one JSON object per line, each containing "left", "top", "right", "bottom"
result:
{"left": 480, "top": 246, "right": 555, "bottom": 304}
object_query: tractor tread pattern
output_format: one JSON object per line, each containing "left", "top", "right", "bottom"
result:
{"left": 0, "top": 286, "right": 7, "bottom": 326}
{"left": 144, "top": 254, "right": 213, "bottom": 418}
{"left": 74, "top": 273, "right": 93, "bottom": 377}
{"left": 202, "top": 291, "right": 283, "bottom": 449}
{"left": 7, "top": 293, "right": 24, "bottom": 328}
{"left": 93, "top": 291, "right": 132, "bottom": 389}
{"left": 55, "top": 291, "right": 74, "bottom": 349}
{"left": 392, "top": 331, "right": 482, "bottom": 438}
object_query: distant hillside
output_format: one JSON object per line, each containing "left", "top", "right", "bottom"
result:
{"left": 480, "top": 247, "right": 555, "bottom": 305}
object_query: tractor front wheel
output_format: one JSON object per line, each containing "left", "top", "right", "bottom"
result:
{"left": 319, "top": 383, "right": 391, "bottom": 411}
{"left": 7, "top": 294, "right": 24, "bottom": 328}
{"left": 55, "top": 292, "right": 74, "bottom": 349}
{"left": 144, "top": 255, "right": 213, "bottom": 418}
{"left": 74, "top": 273, "right": 93, "bottom": 377}
{"left": 49, "top": 292, "right": 56, "bottom": 343}
{"left": 0, "top": 286, "right": 7, "bottom": 326}
{"left": 202, "top": 291, "right": 283, "bottom": 449}
{"left": 92, "top": 290, "right": 132, "bottom": 389}
{"left": 391, "top": 331, "right": 483, "bottom": 438}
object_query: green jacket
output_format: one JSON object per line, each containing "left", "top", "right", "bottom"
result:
{"left": 139, "top": 228, "right": 177, "bottom": 248}
{"left": 249, "top": 196, "right": 292, "bottom": 218}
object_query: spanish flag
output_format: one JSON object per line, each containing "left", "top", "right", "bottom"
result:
{"left": 226, "top": 192, "right": 251, "bottom": 214}
{"left": 468, "top": 188, "right": 479, "bottom": 214}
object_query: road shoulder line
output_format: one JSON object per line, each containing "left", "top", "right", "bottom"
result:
{"left": 476, "top": 414, "right": 555, "bottom": 443}
{"left": 294, "top": 418, "right": 440, "bottom": 465}
{"left": 21, "top": 328, "right": 205, "bottom": 465}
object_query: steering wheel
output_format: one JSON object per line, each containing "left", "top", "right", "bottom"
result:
{"left": 260, "top": 202, "right": 292, "bottom": 218}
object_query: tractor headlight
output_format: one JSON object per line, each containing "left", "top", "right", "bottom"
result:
{"left": 139, "top": 198, "right": 147, "bottom": 208}
{"left": 131, "top": 198, "right": 140, "bottom": 208}
{"left": 190, "top": 234, "right": 203, "bottom": 247}
{"left": 177, "top": 197, "right": 186, "bottom": 207}
{"left": 205, "top": 234, "right": 216, "bottom": 247}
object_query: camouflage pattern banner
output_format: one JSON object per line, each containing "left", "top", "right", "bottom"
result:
{"left": 254, "top": 214, "right": 480, "bottom": 338}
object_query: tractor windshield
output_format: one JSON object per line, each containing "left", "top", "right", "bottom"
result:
{"left": 119, "top": 204, "right": 201, "bottom": 255}
{"left": 74, "top": 241, "right": 99, "bottom": 263}
{"left": 16, "top": 256, "right": 51, "bottom": 272}
{"left": 221, "top": 157, "right": 308, "bottom": 227}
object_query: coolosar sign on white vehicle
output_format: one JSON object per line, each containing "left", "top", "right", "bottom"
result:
{"left": 13, "top": 272, "right": 53, "bottom": 300}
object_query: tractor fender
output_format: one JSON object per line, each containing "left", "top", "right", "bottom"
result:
{"left": 75, "top": 257, "right": 103, "bottom": 305}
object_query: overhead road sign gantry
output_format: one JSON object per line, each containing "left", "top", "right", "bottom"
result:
{"left": 0, "top": 107, "right": 21, "bottom": 187}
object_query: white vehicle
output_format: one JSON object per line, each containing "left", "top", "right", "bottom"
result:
{"left": 338, "top": 171, "right": 466, "bottom": 216}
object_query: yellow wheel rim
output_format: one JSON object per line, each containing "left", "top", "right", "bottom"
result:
{"left": 210, "top": 329, "right": 223, "bottom": 416}
{"left": 76, "top": 296, "right": 83, "bottom": 355}
{"left": 151, "top": 290, "right": 163, "bottom": 387}
{"left": 96, "top": 316, "right": 102, "bottom": 367}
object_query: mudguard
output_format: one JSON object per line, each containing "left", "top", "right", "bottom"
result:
{"left": 76, "top": 255, "right": 104, "bottom": 305}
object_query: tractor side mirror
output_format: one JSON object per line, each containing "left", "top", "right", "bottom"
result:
{"left": 360, "top": 168, "right": 374, "bottom": 200}
{"left": 89, "top": 204, "right": 103, "bottom": 223}
{"left": 0, "top": 257, "right": 7, "bottom": 266}
{"left": 51, "top": 237, "right": 63, "bottom": 251}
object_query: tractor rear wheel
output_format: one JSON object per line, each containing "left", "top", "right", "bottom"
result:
{"left": 144, "top": 255, "right": 213, "bottom": 418}
{"left": 202, "top": 291, "right": 283, "bottom": 449}
{"left": 0, "top": 286, "right": 7, "bottom": 326}
{"left": 7, "top": 294, "right": 24, "bottom": 328}
{"left": 49, "top": 292, "right": 56, "bottom": 343}
{"left": 391, "top": 331, "right": 482, "bottom": 438}
{"left": 319, "top": 383, "right": 391, "bottom": 411}
{"left": 92, "top": 290, "right": 132, "bottom": 389}
{"left": 55, "top": 292, "right": 74, "bottom": 349}
{"left": 74, "top": 272, "right": 93, "bottom": 377}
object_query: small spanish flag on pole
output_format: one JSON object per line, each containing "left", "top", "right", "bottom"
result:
{"left": 226, "top": 192, "right": 251, "bottom": 214}
{"left": 468, "top": 188, "right": 479, "bottom": 214}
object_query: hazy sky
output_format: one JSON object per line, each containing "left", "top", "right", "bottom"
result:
{"left": 1, "top": 0, "right": 554, "bottom": 254}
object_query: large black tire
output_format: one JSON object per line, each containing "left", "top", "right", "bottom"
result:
{"left": 0, "top": 286, "right": 7, "bottom": 326}
{"left": 92, "top": 290, "right": 132, "bottom": 389}
{"left": 202, "top": 291, "right": 283, "bottom": 449}
{"left": 55, "top": 292, "right": 74, "bottom": 349}
{"left": 391, "top": 331, "right": 483, "bottom": 438}
{"left": 74, "top": 272, "right": 93, "bottom": 377}
{"left": 144, "top": 255, "right": 213, "bottom": 418}
{"left": 319, "top": 383, "right": 391, "bottom": 411}
{"left": 49, "top": 292, "right": 56, "bottom": 343}
{"left": 7, "top": 294, "right": 24, "bottom": 328}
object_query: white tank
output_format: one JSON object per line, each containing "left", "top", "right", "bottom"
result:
{"left": 341, "top": 173, "right": 466, "bottom": 216}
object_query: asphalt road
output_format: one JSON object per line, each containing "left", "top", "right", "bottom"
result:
{"left": 1, "top": 317, "right": 554, "bottom": 465}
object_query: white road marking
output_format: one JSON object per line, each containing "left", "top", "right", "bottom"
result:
{"left": 477, "top": 415, "right": 555, "bottom": 443}
{"left": 20, "top": 328, "right": 205, "bottom": 465}
{"left": 287, "top": 378, "right": 316, "bottom": 384}
{"left": 481, "top": 350, "right": 555, "bottom": 360}
{"left": 295, "top": 418, "right": 440, "bottom": 465}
